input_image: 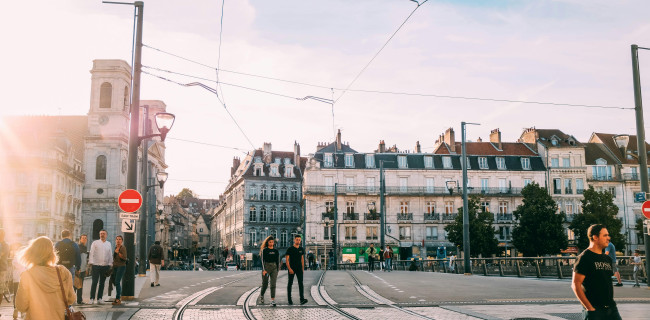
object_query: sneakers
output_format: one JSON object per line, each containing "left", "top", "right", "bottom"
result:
{"left": 300, "top": 298, "right": 308, "bottom": 305}
{"left": 614, "top": 283, "right": 623, "bottom": 287}
{"left": 89, "top": 299, "right": 95, "bottom": 305}
{"left": 271, "top": 300, "right": 276, "bottom": 307}
{"left": 633, "top": 284, "right": 640, "bottom": 287}
{"left": 151, "top": 283, "right": 154, "bottom": 287}
{"left": 156, "top": 284, "right": 160, "bottom": 286}
{"left": 96, "top": 299, "right": 104, "bottom": 305}
{"left": 260, "top": 296, "right": 264, "bottom": 304}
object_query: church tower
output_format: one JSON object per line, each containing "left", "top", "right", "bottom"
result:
{"left": 83, "top": 60, "right": 132, "bottom": 240}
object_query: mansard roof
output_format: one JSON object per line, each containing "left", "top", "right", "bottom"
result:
{"left": 590, "top": 132, "right": 650, "bottom": 165}
{"left": 433, "top": 142, "right": 537, "bottom": 156}
{"left": 241, "top": 149, "right": 307, "bottom": 180}
{"left": 584, "top": 142, "right": 620, "bottom": 165}
{"left": 534, "top": 129, "right": 582, "bottom": 148}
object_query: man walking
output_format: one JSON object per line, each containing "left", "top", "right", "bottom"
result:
{"left": 603, "top": 241, "right": 623, "bottom": 287}
{"left": 631, "top": 250, "right": 642, "bottom": 288}
{"left": 148, "top": 241, "right": 164, "bottom": 287}
{"left": 76, "top": 234, "right": 89, "bottom": 304}
{"left": 571, "top": 224, "right": 622, "bottom": 320}
{"left": 88, "top": 230, "right": 113, "bottom": 304}
{"left": 285, "top": 234, "right": 308, "bottom": 305}
{"left": 55, "top": 230, "right": 81, "bottom": 278}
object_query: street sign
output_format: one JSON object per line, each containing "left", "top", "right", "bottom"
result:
{"left": 121, "top": 219, "right": 136, "bottom": 233}
{"left": 642, "top": 201, "right": 650, "bottom": 219}
{"left": 635, "top": 192, "right": 646, "bottom": 203}
{"left": 118, "top": 189, "right": 142, "bottom": 213}
{"left": 120, "top": 213, "right": 140, "bottom": 219}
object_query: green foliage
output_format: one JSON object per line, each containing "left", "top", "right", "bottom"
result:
{"left": 444, "top": 196, "right": 499, "bottom": 257}
{"left": 512, "top": 182, "right": 568, "bottom": 256}
{"left": 569, "top": 186, "right": 624, "bottom": 251}
{"left": 177, "top": 188, "right": 196, "bottom": 199}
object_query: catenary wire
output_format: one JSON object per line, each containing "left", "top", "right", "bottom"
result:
{"left": 166, "top": 137, "right": 249, "bottom": 153}
{"left": 216, "top": 0, "right": 227, "bottom": 105}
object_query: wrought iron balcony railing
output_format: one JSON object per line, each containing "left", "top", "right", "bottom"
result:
{"left": 424, "top": 213, "right": 440, "bottom": 221}
{"left": 397, "top": 213, "right": 413, "bottom": 221}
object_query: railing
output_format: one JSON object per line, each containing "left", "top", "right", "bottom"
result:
{"left": 343, "top": 212, "right": 359, "bottom": 221}
{"left": 495, "top": 213, "right": 514, "bottom": 222}
{"left": 588, "top": 175, "right": 618, "bottom": 181}
{"left": 442, "top": 213, "right": 457, "bottom": 221}
{"left": 304, "top": 185, "right": 523, "bottom": 196}
{"left": 397, "top": 213, "right": 413, "bottom": 221}
{"left": 622, "top": 173, "right": 640, "bottom": 181}
{"left": 576, "top": 189, "right": 584, "bottom": 194}
{"left": 365, "top": 212, "right": 380, "bottom": 221}
{"left": 424, "top": 213, "right": 440, "bottom": 221}
{"left": 321, "top": 212, "right": 334, "bottom": 221}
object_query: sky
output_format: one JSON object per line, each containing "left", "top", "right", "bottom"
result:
{"left": 2, "top": 0, "right": 650, "bottom": 198}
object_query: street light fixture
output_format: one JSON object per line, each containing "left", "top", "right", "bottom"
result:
{"left": 445, "top": 180, "right": 457, "bottom": 195}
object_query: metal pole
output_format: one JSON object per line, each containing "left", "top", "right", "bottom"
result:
{"left": 380, "top": 160, "right": 385, "bottom": 250}
{"left": 461, "top": 122, "right": 471, "bottom": 275}
{"left": 123, "top": 1, "right": 144, "bottom": 299}
{"left": 138, "top": 106, "right": 149, "bottom": 276}
{"left": 333, "top": 183, "right": 338, "bottom": 270}
{"left": 631, "top": 44, "right": 650, "bottom": 285}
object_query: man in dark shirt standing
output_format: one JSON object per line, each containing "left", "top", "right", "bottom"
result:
{"left": 571, "top": 224, "right": 622, "bottom": 320}
{"left": 285, "top": 234, "right": 308, "bottom": 305}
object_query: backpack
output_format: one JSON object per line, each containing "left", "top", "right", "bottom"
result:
{"left": 150, "top": 245, "right": 162, "bottom": 259}
{"left": 58, "top": 241, "right": 76, "bottom": 268}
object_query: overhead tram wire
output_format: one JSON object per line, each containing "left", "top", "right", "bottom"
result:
{"left": 166, "top": 137, "right": 250, "bottom": 153}
{"left": 216, "top": 0, "right": 227, "bottom": 105}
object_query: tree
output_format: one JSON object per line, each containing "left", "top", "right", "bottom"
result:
{"left": 512, "top": 182, "right": 568, "bottom": 256}
{"left": 635, "top": 218, "right": 646, "bottom": 246}
{"left": 177, "top": 188, "right": 196, "bottom": 199}
{"left": 569, "top": 186, "right": 624, "bottom": 251}
{"left": 444, "top": 195, "right": 498, "bottom": 257}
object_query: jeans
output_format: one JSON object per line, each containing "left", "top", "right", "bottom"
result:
{"left": 90, "top": 265, "right": 110, "bottom": 300}
{"left": 287, "top": 271, "right": 304, "bottom": 301}
{"left": 583, "top": 306, "right": 622, "bottom": 320}
{"left": 385, "top": 258, "right": 392, "bottom": 271}
{"left": 114, "top": 266, "right": 126, "bottom": 299}
{"left": 76, "top": 271, "right": 86, "bottom": 303}
{"left": 368, "top": 256, "right": 375, "bottom": 272}
{"left": 66, "top": 266, "right": 76, "bottom": 278}
{"left": 261, "top": 263, "right": 279, "bottom": 299}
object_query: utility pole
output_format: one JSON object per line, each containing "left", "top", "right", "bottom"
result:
{"left": 138, "top": 105, "right": 150, "bottom": 276}
{"left": 379, "top": 160, "right": 385, "bottom": 250}
{"left": 631, "top": 44, "right": 650, "bottom": 286}
{"left": 333, "top": 183, "right": 338, "bottom": 270}
{"left": 461, "top": 122, "right": 479, "bottom": 275}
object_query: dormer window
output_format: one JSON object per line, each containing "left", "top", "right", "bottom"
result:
{"left": 274, "top": 158, "right": 281, "bottom": 164}
{"left": 424, "top": 156, "right": 433, "bottom": 168}
{"left": 521, "top": 158, "right": 531, "bottom": 170}
{"left": 365, "top": 154, "right": 375, "bottom": 168}
{"left": 284, "top": 158, "right": 291, "bottom": 165}
{"left": 496, "top": 157, "right": 506, "bottom": 170}
{"left": 284, "top": 165, "right": 294, "bottom": 178}
{"left": 254, "top": 163, "right": 264, "bottom": 176}
{"left": 254, "top": 156, "right": 262, "bottom": 163}
{"left": 398, "top": 155, "right": 407, "bottom": 168}
{"left": 345, "top": 154, "right": 354, "bottom": 168}
{"left": 478, "top": 157, "right": 488, "bottom": 169}
{"left": 270, "top": 165, "right": 279, "bottom": 177}
{"left": 324, "top": 153, "right": 333, "bottom": 167}
{"left": 551, "top": 138, "right": 558, "bottom": 146}
{"left": 442, "top": 156, "right": 452, "bottom": 169}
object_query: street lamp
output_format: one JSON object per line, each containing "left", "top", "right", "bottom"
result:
{"left": 445, "top": 180, "right": 457, "bottom": 195}
{"left": 461, "top": 121, "right": 480, "bottom": 275}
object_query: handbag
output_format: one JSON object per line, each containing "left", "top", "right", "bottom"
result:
{"left": 73, "top": 275, "right": 83, "bottom": 289}
{"left": 56, "top": 267, "right": 86, "bottom": 320}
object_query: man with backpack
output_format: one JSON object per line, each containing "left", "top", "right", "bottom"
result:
{"left": 55, "top": 230, "right": 81, "bottom": 278}
{"left": 148, "top": 241, "right": 164, "bottom": 287}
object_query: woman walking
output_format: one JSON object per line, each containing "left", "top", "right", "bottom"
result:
{"left": 15, "top": 236, "right": 76, "bottom": 320}
{"left": 259, "top": 236, "right": 280, "bottom": 307}
{"left": 112, "top": 235, "right": 127, "bottom": 305}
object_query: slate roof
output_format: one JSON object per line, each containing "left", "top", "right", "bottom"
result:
{"left": 433, "top": 142, "right": 537, "bottom": 156}
{"left": 584, "top": 142, "right": 620, "bottom": 165}
{"left": 241, "top": 149, "right": 308, "bottom": 180}
{"left": 533, "top": 129, "right": 582, "bottom": 148}
{"left": 590, "top": 132, "right": 650, "bottom": 165}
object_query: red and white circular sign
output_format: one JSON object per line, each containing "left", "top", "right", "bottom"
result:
{"left": 118, "top": 189, "right": 142, "bottom": 213}
{"left": 642, "top": 200, "right": 650, "bottom": 219}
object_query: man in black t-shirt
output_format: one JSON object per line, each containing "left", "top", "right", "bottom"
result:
{"left": 572, "top": 224, "right": 622, "bottom": 320}
{"left": 285, "top": 234, "right": 308, "bottom": 305}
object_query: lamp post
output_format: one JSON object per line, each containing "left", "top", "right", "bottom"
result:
{"left": 324, "top": 217, "right": 333, "bottom": 269}
{"left": 461, "top": 121, "right": 479, "bottom": 275}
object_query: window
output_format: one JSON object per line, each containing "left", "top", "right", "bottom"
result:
{"left": 565, "top": 179, "right": 573, "bottom": 194}
{"left": 324, "top": 153, "right": 334, "bottom": 167}
{"left": 325, "top": 201, "right": 334, "bottom": 213}
{"left": 481, "top": 178, "right": 489, "bottom": 192}
{"left": 553, "top": 178, "right": 561, "bottom": 194}
{"left": 99, "top": 82, "right": 112, "bottom": 108}
{"left": 426, "top": 201, "right": 436, "bottom": 214}
{"left": 608, "top": 186, "right": 616, "bottom": 198}
{"left": 270, "top": 207, "right": 277, "bottom": 222}
{"left": 346, "top": 177, "right": 354, "bottom": 192}
{"left": 345, "top": 226, "right": 357, "bottom": 240}
{"left": 498, "top": 179, "right": 507, "bottom": 193}
{"left": 95, "top": 155, "right": 107, "bottom": 180}
{"left": 123, "top": 86, "right": 129, "bottom": 109}
{"left": 444, "top": 201, "right": 454, "bottom": 214}
{"left": 551, "top": 139, "right": 558, "bottom": 146}
{"left": 399, "top": 201, "right": 409, "bottom": 214}
{"left": 478, "top": 157, "right": 488, "bottom": 169}
{"left": 366, "top": 226, "right": 378, "bottom": 240}
{"left": 274, "top": 158, "right": 281, "bottom": 164}
{"left": 442, "top": 156, "right": 452, "bottom": 169}
{"left": 576, "top": 179, "right": 584, "bottom": 193}
{"left": 280, "top": 208, "right": 288, "bottom": 223}
{"left": 16, "top": 196, "right": 26, "bottom": 212}
{"left": 325, "top": 177, "right": 334, "bottom": 192}
{"left": 280, "top": 187, "right": 288, "bottom": 201}
{"left": 270, "top": 166, "right": 279, "bottom": 177}
{"left": 426, "top": 226, "right": 438, "bottom": 240}
{"left": 426, "top": 178, "right": 434, "bottom": 193}
{"left": 280, "top": 230, "right": 288, "bottom": 247}
{"left": 398, "top": 156, "right": 407, "bottom": 168}
{"left": 399, "top": 226, "right": 411, "bottom": 240}
{"left": 291, "top": 207, "right": 299, "bottom": 222}
{"left": 480, "top": 201, "right": 490, "bottom": 213}
{"left": 399, "top": 177, "right": 408, "bottom": 192}
{"left": 632, "top": 167, "right": 639, "bottom": 179}
{"left": 367, "top": 177, "right": 376, "bottom": 193}
{"left": 346, "top": 201, "right": 355, "bottom": 214}
{"left": 259, "top": 207, "right": 267, "bottom": 222}
{"left": 324, "top": 225, "right": 333, "bottom": 240}
{"left": 285, "top": 166, "right": 294, "bottom": 178}
{"left": 270, "top": 186, "right": 278, "bottom": 201}
{"left": 284, "top": 158, "right": 291, "bottom": 165}
{"left": 551, "top": 158, "right": 559, "bottom": 168}
{"left": 424, "top": 156, "right": 433, "bottom": 168}
{"left": 521, "top": 158, "right": 531, "bottom": 170}
{"left": 498, "top": 201, "right": 508, "bottom": 214}
{"left": 562, "top": 157, "right": 570, "bottom": 168}
{"left": 291, "top": 187, "right": 299, "bottom": 201}
{"left": 345, "top": 154, "right": 354, "bottom": 167}
{"left": 524, "top": 179, "right": 531, "bottom": 187}
{"left": 499, "top": 226, "right": 511, "bottom": 241}
{"left": 254, "top": 166, "right": 263, "bottom": 177}
{"left": 496, "top": 157, "right": 506, "bottom": 170}
{"left": 260, "top": 185, "right": 268, "bottom": 200}
{"left": 464, "top": 157, "right": 471, "bottom": 169}
{"left": 365, "top": 154, "right": 375, "bottom": 168}
{"left": 249, "top": 230, "right": 256, "bottom": 246}
{"left": 38, "top": 197, "right": 49, "bottom": 211}
{"left": 249, "top": 206, "right": 257, "bottom": 222}
{"left": 249, "top": 185, "right": 257, "bottom": 199}
{"left": 565, "top": 202, "right": 573, "bottom": 215}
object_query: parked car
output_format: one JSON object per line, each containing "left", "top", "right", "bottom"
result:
{"left": 226, "top": 263, "right": 237, "bottom": 271}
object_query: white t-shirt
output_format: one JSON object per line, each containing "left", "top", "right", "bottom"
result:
{"left": 634, "top": 256, "right": 642, "bottom": 272}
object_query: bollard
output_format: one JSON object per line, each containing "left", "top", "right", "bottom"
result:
{"left": 483, "top": 262, "right": 488, "bottom": 276}
{"left": 535, "top": 260, "right": 542, "bottom": 278}
{"left": 556, "top": 260, "right": 563, "bottom": 279}
{"left": 516, "top": 260, "right": 522, "bottom": 277}
{"left": 498, "top": 263, "right": 504, "bottom": 277}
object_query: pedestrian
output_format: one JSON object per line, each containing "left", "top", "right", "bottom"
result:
{"left": 366, "top": 244, "right": 377, "bottom": 272}
{"left": 54, "top": 230, "right": 81, "bottom": 279}
{"left": 281, "top": 256, "right": 287, "bottom": 271}
{"left": 603, "top": 241, "right": 623, "bottom": 287}
{"left": 88, "top": 229, "right": 113, "bottom": 304}
{"left": 449, "top": 255, "right": 455, "bottom": 272}
{"left": 259, "top": 236, "right": 280, "bottom": 307}
{"left": 11, "top": 243, "right": 26, "bottom": 319}
{"left": 15, "top": 236, "right": 76, "bottom": 320}
{"left": 148, "top": 240, "right": 164, "bottom": 287}
{"left": 76, "top": 234, "right": 89, "bottom": 305}
{"left": 285, "top": 234, "right": 308, "bottom": 305}
{"left": 383, "top": 245, "right": 393, "bottom": 272}
{"left": 631, "top": 250, "right": 642, "bottom": 288}
{"left": 571, "top": 224, "right": 622, "bottom": 320}
{"left": 0, "top": 229, "right": 10, "bottom": 306}
{"left": 111, "top": 235, "right": 127, "bottom": 305}
{"left": 327, "top": 250, "right": 334, "bottom": 270}
{"left": 307, "top": 251, "right": 315, "bottom": 270}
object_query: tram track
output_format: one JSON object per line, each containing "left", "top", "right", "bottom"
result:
{"left": 172, "top": 273, "right": 252, "bottom": 320}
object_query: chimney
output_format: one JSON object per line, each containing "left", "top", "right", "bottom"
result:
{"left": 293, "top": 141, "right": 301, "bottom": 169}
{"left": 477, "top": 137, "right": 483, "bottom": 142}
{"left": 336, "top": 129, "right": 342, "bottom": 151}
{"left": 444, "top": 128, "right": 456, "bottom": 153}
{"left": 490, "top": 128, "right": 502, "bottom": 150}
{"left": 263, "top": 142, "right": 272, "bottom": 163}
{"left": 378, "top": 140, "right": 386, "bottom": 153}
{"left": 231, "top": 157, "right": 240, "bottom": 176}
{"left": 414, "top": 141, "right": 421, "bottom": 153}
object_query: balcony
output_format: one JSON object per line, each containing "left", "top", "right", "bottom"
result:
{"left": 442, "top": 213, "right": 458, "bottom": 221}
{"left": 576, "top": 189, "right": 584, "bottom": 195}
{"left": 588, "top": 174, "right": 619, "bottom": 182}
{"left": 37, "top": 210, "right": 50, "bottom": 218}
{"left": 343, "top": 212, "right": 359, "bottom": 221}
{"left": 424, "top": 213, "right": 440, "bottom": 221}
{"left": 495, "top": 213, "right": 514, "bottom": 222}
{"left": 564, "top": 188, "right": 573, "bottom": 194}
{"left": 622, "top": 173, "right": 640, "bottom": 181}
{"left": 365, "top": 212, "right": 380, "bottom": 221}
{"left": 321, "top": 212, "right": 334, "bottom": 221}
{"left": 397, "top": 213, "right": 413, "bottom": 221}
{"left": 304, "top": 185, "right": 523, "bottom": 196}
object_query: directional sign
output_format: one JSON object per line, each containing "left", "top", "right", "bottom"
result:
{"left": 121, "top": 219, "right": 136, "bottom": 233}
{"left": 118, "top": 189, "right": 142, "bottom": 213}
{"left": 642, "top": 201, "right": 650, "bottom": 219}
{"left": 120, "top": 213, "right": 140, "bottom": 220}
{"left": 635, "top": 192, "right": 646, "bottom": 203}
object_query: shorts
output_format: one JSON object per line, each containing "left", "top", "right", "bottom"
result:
{"left": 612, "top": 264, "right": 618, "bottom": 273}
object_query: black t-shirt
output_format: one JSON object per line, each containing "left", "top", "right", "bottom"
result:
{"left": 285, "top": 246, "right": 305, "bottom": 271}
{"left": 262, "top": 248, "right": 280, "bottom": 268}
{"left": 574, "top": 249, "right": 615, "bottom": 308}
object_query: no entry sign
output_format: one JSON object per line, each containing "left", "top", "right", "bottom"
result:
{"left": 642, "top": 200, "right": 650, "bottom": 219}
{"left": 118, "top": 189, "right": 142, "bottom": 213}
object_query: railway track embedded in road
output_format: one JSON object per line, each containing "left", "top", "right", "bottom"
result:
{"left": 172, "top": 273, "right": 252, "bottom": 320}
